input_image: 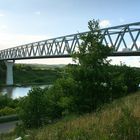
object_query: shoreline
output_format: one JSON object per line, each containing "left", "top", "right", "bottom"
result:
{"left": 0, "top": 83, "right": 52, "bottom": 88}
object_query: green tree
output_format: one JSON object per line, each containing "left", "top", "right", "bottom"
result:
{"left": 46, "top": 77, "right": 77, "bottom": 120}
{"left": 121, "top": 65, "right": 140, "bottom": 93}
{"left": 71, "top": 19, "right": 113, "bottom": 112}
{"left": 107, "top": 65, "right": 140, "bottom": 96}
{"left": 73, "top": 20, "right": 112, "bottom": 66}
{"left": 19, "top": 87, "right": 48, "bottom": 128}
{"left": 0, "top": 61, "right": 6, "bottom": 84}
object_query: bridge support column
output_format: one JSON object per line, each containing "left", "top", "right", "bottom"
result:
{"left": 5, "top": 60, "right": 15, "bottom": 85}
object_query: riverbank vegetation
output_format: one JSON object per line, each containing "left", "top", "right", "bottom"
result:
{"left": 13, "top": 64, "right": 63, "bottom": 85}
{"left": 0, "top": 19, "right": 140, "bottom": 139}
{"left": 14, "top": 64, "right": 61, "bottom": 85}
{"left": 0, "top": 94, "right": 20, "bottom": 117}
{"left": 0, "top": 63, "right": 63, "bottom": 86}
{"left": 1, "top": 90, "right": 140, "bottom": 140}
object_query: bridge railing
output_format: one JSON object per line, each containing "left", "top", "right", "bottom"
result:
{"left": 0, "top": 22, "right": 140, "bottom": 60}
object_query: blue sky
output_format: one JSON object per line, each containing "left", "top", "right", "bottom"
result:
{"left": 0, "top": 0, "right": 140, "bottom": 65}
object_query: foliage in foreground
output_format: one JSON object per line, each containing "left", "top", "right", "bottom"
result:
{"left": 0, "top": 94, "right": 20, "bottom": 116}
{"left": 19, "top": 87, "right": 48, "bottom": 128}
{"left": 1, "top": 91, "right": 140, "bottom": 140}
{"left": 24, "top": 92, "right": 140, "bottom": 140}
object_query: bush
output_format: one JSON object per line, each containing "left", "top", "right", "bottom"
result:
{"left": 108, "top": 65, "right": 140, "bottom": 94}
{"left": 0, "top": 95, "right": 12, "bottom": 109}
{"left": 0, "top": 94, "right": 20, "bottom": 110}
{"left": 46, "top": 77, "right": 77, "bottom": 120}
{"left": 19, "top": 87, "right": 48, "bottom": 128}
{"left": 0, "top": 107, "right": 16, "bottom": 116}
{"left": 122, "top": 66, "right": 140, "bottom": 93}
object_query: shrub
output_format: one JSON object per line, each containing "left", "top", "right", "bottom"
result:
{"left": 122, "top": 66, "right": 140, "bottom": 93}
{"left": 46, "top": 77, "right": 77, "bottom": 120}
{"left": 19, "top": 87, "right": 48, "bottom": 128}
{"left": 0, "top": 95, "right": 13, "bottom": 109}
{"left": 0, "top": 107, "right": 16, "bottom": 116}
{"left": 108, "top": 65, "right": 140, "bottom": 94}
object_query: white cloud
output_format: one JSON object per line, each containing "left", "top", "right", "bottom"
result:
{"left": 0, "top": 14, "right": 5, "bottom": 17}
{"left": 35, "top": 11, "right": 41, "bottom": 15}
{"left": 0, "top": 25, "right": 7, "bottom": 30}
{"left": 17, "top": 58, "right": 73, "bottom": 65}
{"left": 0, "top": 33, "right": 50, "bottom": 50}
{"left": 99, "top": 20, "right": 111, "bottom": 28}
{"left": 109, "top": 56, "right": 140, "bottom": 67}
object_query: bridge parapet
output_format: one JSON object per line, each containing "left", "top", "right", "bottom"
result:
{"left": 0, "top": 22, "right": 140, "bottom": 60}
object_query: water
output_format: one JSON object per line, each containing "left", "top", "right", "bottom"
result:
{"left": 0, "top": 85, "right": 48, "bottom": 99}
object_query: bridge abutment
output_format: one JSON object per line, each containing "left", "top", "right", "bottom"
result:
{"left": 5, "top": 60, "right": 14, "bottom": 85}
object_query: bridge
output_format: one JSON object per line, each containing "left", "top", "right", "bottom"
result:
{"left": 0, "top": 22, "right": 140, "bottom": 85}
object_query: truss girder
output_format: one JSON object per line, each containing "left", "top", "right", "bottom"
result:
{"left": 0, "top": 22, "right": 140, "bottom": 60}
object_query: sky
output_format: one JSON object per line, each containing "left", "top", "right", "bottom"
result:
{"left": 0, "top": 0, "right": 140, "bottom": 66}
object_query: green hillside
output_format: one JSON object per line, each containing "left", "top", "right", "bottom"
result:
{"left": 13, "top": 64, "right": 63, "bottom": 85}
{"left": 0, "top": 63, "right": 64, "bottom": 86}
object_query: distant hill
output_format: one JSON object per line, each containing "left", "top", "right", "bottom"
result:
{"left": 13, "top": 63, "right": 64, "bottom": 85}
{"left": 15, "top": 63, "right": 66, "bottom": 69}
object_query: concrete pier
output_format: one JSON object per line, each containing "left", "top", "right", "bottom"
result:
{"left": 5, "top": 61, "right": 14, "bottom": 85}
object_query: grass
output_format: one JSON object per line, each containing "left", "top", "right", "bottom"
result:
{"left": 32, "top": 91, "right": 140, "bottom": 140}
{"left": 1, "top": 91, "right": 140, "bottom": 140}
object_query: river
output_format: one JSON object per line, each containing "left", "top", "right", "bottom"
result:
{"left": 0, "top": 85, "right": 49, "bottom": 99}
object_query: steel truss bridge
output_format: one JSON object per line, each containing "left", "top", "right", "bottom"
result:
{"left": 0, "top": 22, "right": 140, "bottom": 61}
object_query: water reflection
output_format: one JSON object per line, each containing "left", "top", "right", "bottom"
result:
{"left": 0, "top": 85, "right": 48, "bottom": 99}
